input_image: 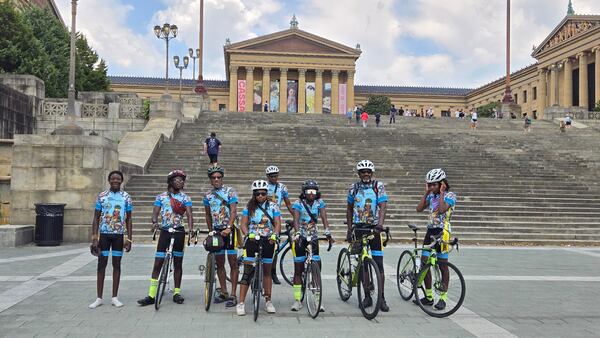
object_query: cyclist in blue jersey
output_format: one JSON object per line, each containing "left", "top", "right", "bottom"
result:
{"left": 236, "top": 180, "right": 282, "bottom": 316}
{"left": 203, "top": 165, "right": 239, "bottom": 307}
{"left": 346, "top": 160, "right": 390, "bottom": 312}
{"left": 89, "top": 170, "right": 133, "bottom": 309}
{"left": 415, "top": 168, "right": 457, "bottom": 311}
{"left": 138, "top": 170, "right": 194, "bottom": 306}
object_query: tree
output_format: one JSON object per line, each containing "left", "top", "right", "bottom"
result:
{"left": 364, "top": 95, "right": 392, "bottom": 115}
{"left": 476, "top": 101, "right": 500, "bottom": 118}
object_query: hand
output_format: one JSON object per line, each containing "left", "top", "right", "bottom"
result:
{"left": 248, "top": 233, "right": 256, "bottom": 240}
{"left": 150, "top": 223, "right": 158, "bottom": 231}
{"left": 345, "top": 230, "right": 352, "bottom": 243}
{"left": 221, "top": 228, "right": 231, "bottom": 237}
{"left": 327, "top": 235, "right": 335, "bottom": 244}
{"left": 124, "top": 241, "right": 132, "bottom": 252}
{"left": 424, "top": 183, "right": 433, "bottom": 194}
{"left": 440, "top": 181, "right": 447, "bottom": 194}
{"left": 92, "top": 237, "right": 98, "bottom": 246}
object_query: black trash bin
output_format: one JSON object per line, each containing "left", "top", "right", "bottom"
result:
{"left": 34, "top": 203, "right": 66, "bottom": 246}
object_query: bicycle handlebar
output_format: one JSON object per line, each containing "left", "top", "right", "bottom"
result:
{"left": 316, "top": 237, "right": 333, "bottom": 252}
{"left": 152, "top": 227, "right": 197, "bottom": 246}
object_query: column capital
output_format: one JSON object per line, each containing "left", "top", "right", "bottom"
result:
{"left": 538, "top": 68, "right": 547, "bottom": 75}
{"left": 548, "top": 64, "right": 556, "bottom": 71}
{"left": 562, "top": 57, "right": 573, "bottom": 64}
{"left": 315, "top": 69, "right": 324, "bottom": 77}
{"left": 331, "top": 69, "right": 340, "bottom": 76}
{"left": 280, "top": 67, "right": 288, "bottom": 74}
{"left": 298, "top": 68, "right": 307, "bottom": 75}
{"left": 229, "top": 65, "right": 238, "bottom": 72}
{"left": 246, "top": 66, "right": 255, "bottom": 71}
{"left": 263, "top": 67, "right": 271, "bottom": 72}
{"left": 576, "top": 52, "right": 588, "bottom": 59}
{"left": 347, "top": 70, "right": 355, "bottom": 78}
{"left": 592, "top": 46, "right": 600, "bottom": 53}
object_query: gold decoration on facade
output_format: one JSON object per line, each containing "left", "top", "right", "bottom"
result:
{"left": 542, "top": 21, "right": 599, "bottom": 51}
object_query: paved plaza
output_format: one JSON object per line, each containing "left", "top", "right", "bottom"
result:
{"left": 0, "top": 243, "right": 599, "bottom": 337}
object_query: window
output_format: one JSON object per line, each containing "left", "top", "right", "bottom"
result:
{"left": 514, "top": 93, "right": 518, "bottom": 103}
{"left": 523, "top": 90, "right": 527, "bottom": 103}
{"left": 533, "top": 87, "right": 537, "bottom": 100}
{"left": 219, "top": 104, "right": 226, "bottom": 111}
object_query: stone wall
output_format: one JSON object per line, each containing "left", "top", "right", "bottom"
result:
{"left": 10, "top": 135, "right": 119, "bottom": 242}
{"left": 0, "top": 140, "right": 13, "bottom": 224}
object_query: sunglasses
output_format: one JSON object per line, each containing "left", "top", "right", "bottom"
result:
{"left": 427, "top": 182, "right": 439, "bottom": 187}
{"left": 305, "top": 189, "right": 317, "bottom": 195}
{"left": 358, "top": 170, "right": 372, "bottom": 174}
{"left": 254, "top": 192, "right": 267, "bottom": 196}
{"left": 210, "top": 175, "right": 223, "bottom": 180}
{"left": 267, "top": 174, "right": 279, "bottom": 178}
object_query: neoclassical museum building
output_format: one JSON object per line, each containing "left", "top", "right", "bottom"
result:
{"left": 110, "top": 8, "right": 600, "bottom": 119}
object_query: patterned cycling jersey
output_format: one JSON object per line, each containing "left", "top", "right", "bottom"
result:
{"left": 203, "top": 186, "right": 238, "bottom": 230}
{"left": 426, "top": 191, "right": 457, "bottom": 231}
{"left": 154, "top": 192, "right": 192, "bottom": 230}
{"left": 95, "top": 190, "right": 133, "bottom": 235}
{"left": 292, "top": 198, "right": 326, "bottom": 241}
{"left": 242, "top": 201, "right": 281, "bottom": 237}
{"left": 267, "top": 182, "right": 288, "bottom": 206}
{"left": 347, "top": 181, "right": 388, "bottom": 225}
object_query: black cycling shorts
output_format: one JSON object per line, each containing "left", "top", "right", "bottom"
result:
{"left": 155, "top": 228, "right": 185, "bottom": 259}
{"left": 99, "top": 234, "right": 123, "bottom": 257}
{"left": 422, "top": 228, "right": 448, "bottom": 259}
{"left": 292, "top": 237, "right": 321, "bottom": 263}
{"left": 208, "top": 154, "right": 218, "bottom": 163}
{"left": 353, "top": 226, "right": 383, "bottom": 258}
{"left": 215, "top": 230, "right": 237, "bottom": 255}
{"left": 243, "top": 237, "right": 276, "bottom": 264}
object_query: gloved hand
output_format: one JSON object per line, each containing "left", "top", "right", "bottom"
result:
{"left": 346, "top": 230, "right": 353, "bottom": 242}
{"left": 374, "top": 225, "right": 384, "bottom": 233}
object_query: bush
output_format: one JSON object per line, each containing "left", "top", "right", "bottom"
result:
{"left": 364, "top": 95, "right": 391, "bottom": 115}
{"left": 594, "top": 101, "right": 600, "bottom": 112}
{"left": 142, "top": 99, "right": 151, "bottom": 120}
{"left": 476, "top": 101, "right": 500, "bottom": 118}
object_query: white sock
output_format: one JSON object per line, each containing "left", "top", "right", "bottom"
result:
{"left": 111, "top": 297, "right": 123, "bottom": 307}
{"left": 88, "top": 298, "right": 103, "bottom": 309}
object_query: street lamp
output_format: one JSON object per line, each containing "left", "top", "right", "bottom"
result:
{"left": 154, "top": 23, "right": 178, "bottom": 95}
{"left": 173, "top": 55, "right": 189, "bottom": 100}
{"left": 188, "top": 48, "right": 200, "bottom": 80}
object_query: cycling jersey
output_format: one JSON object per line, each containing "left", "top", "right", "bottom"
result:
{"left": 242, "top": 201, "right": 281, "bottom": 237}
{"left": 292, "top": 198, "right": 326, "bottom": 241}
{"left": 425, "top": 191, "right": 457, "bottom": 231}
{"left": 267, "top": 182, "right": 289, "bottom": 206}
{"left": 95, "top": 190, "right": 133, "bottom": 235}
{"left": 347, "top": 181, "right": 388, "bottom": 225}
{"left": 203, "top": 186, "right": 238, "bottom": 230}
{"left": 154, "top": 192, "right": 192, "bottom": 230}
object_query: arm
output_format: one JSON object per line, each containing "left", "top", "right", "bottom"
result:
{"left": 437, "top": 182, "right": 450, "bottom": 213}
{"left": 151, "top": 206, "right": 161, "bottom": 230}
{"left": 346, "top": 202, "right": 353, "bottom": 232}
{"left": 416, "top": 184, "right": 431, "bottom": 212}
{"left": 204, "top": 205, "right": 213, "bottom": 231}
{"left": 202, "top": 142, "right": 207, "bottom": 155}
{"left": 273, "top": 216, "right": 281, "bottom": 237}
{"left": 320, "top": 207, "right": 334, "bottom": 242}
{"left": 221, "top": 203, "right": 238, "bottom": 237}
{"left": 91, "top": 210, "right": 101, "bottom": 246}
{"left": 292, "top": 209, "right": 301, "bottom": 233}
{"left": 125, "top": 211, "right": 133, "bottom": 252}
{"left": 241, "top": 215, "right": 249, "bottom": 236}
{"left": 377, "top": 202, "right": 387, "bottom": 228}
{"left": 284, "top": 197, "right": 293, "bottom": 216}
{"left": 185, "top": 205, "right": 194, "bottom": 234}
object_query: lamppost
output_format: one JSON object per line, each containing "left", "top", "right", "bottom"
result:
{"left": 173, "top": 55, "right": 189, "bottom": 100}
{"left": 154, "top": 23, "right": 178, "bottom": 95}
{"left": 188, "top": 48, "right": 200, "bottom": 80}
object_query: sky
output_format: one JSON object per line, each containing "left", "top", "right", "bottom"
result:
{"left": 54, "top": 0, "right": 600, "bottom": 88}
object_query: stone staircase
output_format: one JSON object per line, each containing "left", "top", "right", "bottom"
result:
{"left": 124, "top": 112, "right": 600, "bottom": 245}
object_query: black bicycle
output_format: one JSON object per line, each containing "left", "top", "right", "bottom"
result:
{"left": 249, "top": 236, "right": 269, "bottom": 322}
{"left": 299, "top": 237, "right": 332, "bottom": 318}
{"left": 153, "top": 227, "right": 196, "bottom": 311}
{"left": 276, "top": 220, "right": 296, "bottom": 286}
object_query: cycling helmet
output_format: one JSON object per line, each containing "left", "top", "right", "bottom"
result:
{"left": 207, "top": 165, "right": 224, "bottom": 177}
{"left": 265, "top": 165, "right": 280, "bottom": 175}
{"left": 426, "top": 168, "right": 446, "bottom": 183}
{"left": 302, "top": 179, "right": 319, "bottom": 191}
{"left": 251, "top": 180, "right": 269, "bottom": 191}
{"left": 167, "top": 169, "right": 186, "bottom": 183}
{"left": 356, "top": 160, "right": 375, "bottom": 172}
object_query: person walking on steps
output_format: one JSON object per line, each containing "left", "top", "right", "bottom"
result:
{"left": 203, "top": 132, "right": 222, "bottom": 165}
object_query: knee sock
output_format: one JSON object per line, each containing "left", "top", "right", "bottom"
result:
{"left": 425, "top": 288, "right": 433, "bottom": 300}
{"left": 148, "top": 279, "right": 158, "bottom": 298}
{"left": 174, "top": 288, "right": 181, "bottom": 295}
{"left": 293, "top": 284, "right": 302, "bottom": 301}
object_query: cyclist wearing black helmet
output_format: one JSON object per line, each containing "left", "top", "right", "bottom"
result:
{"left": 346, "top": 160, "right": 390, "bottom": 312}
{"left": 290, "top": 180, "right": 333, "bottom": 312}
{"left": 203, "top": 165, "right": 239, "bottom": 307}
{"left": 138, "top": 169, "right": 194, "bottom": 306}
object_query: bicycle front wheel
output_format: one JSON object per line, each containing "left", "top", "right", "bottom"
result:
{"left": 336, "top": 248, "right": 352, "bottom": 301}
{"left": 155, "top": 255, "right": 171, "bottom": 311}
{"left": 279, "top": 244, "right": 294, "bottom": 286}
{"left": 357, "top": 257, "right": 382, "bottom": 320}
{"left": 305, "top": 260, "right": 323, "bottom": 319}
{"left": 252, "top": 260, "right": 263, "bottom": 322}
{"left": 396, "top": 250, "right": 416, "bottom": 301}
{"left": 204, "top": 253, "right": 215, "bottom": 311}
{"left": 413, "top": 260, "right": 466, "bottom": 318}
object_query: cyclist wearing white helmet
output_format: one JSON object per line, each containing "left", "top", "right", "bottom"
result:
{"left": 237, "top": 180, "right": 282, "bottom": 316}
{"left": 265, "top": 165, "right": 293, "bottom": 285}
{"left": 203, "top": 165, "right": 239, "bottom": 307}
{"left": 416, "top": 168, "right": 457, "bottom": 311}
{"left": 138, "top": 169, "right": 194, "bottom": 306}
{"left": 346, "top": 160, "right": 390, "bottom": 312}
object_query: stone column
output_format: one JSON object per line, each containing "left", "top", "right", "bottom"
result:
{"left": 538, "top": 68, "right": 547, "bottom": 114}
{"left": 279, "top": 68, "right": 288, "bottom": 113}
{"left": 228, "top": 65, "right": 238, "bottom": 112}
{"left": 298, "top": 68, "right": 307, "bottom": 114}
{"left": 245, "top": 66, "right": 254, "bottom": 112}
{"left": 262, "top": 67, "right": 271, "bottom": 111}
{"left": 315, "top": 69, "right": 323, "bottom": 114}
{"left": 577, "top": 52, "right": 588, "bottom": 110}
{"left": 594, "top": 46, "right": 600, "bottom": 108}
{"left": 549, "top": 65, "right": 557, "bottom": 106}
{"left": 331, "top": 70, "right": 339, "bottom": 115}
{"left": 563, "top": 57, "right": 573, "bottom": 107}
{"left": 347, "top": 70, "right": 355, "bottom": 112}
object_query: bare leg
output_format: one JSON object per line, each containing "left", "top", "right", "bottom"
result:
{"left": 96, "top": 256, "right": 108, "bottom": 298}
{"left": 227, "top": 254, "right": 239, "bottom": 297}
{"left": 111, "top": 256, "right": 122, "bottom": 297}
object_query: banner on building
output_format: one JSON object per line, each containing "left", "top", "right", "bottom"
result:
{"left": 287, "top": 80, "right": 298, "bottom": 113}
{"left": 253, "top": 81, "right": 262, "bottom": 112}
{"left": 339, "top": 84, "right": 347, "bottom": 114}
{"left": 306, "top": 82, "right": 315, "bottom": 114}
{"left": 237, "top": 80, "right": 246, "bottom": 112}
{"left": 323, "top": 83, "right": 331, "bottom": 114}
{"left": 269, "top": 80, "right": 279, "bottom": 112}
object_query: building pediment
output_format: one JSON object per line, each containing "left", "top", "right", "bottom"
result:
{"left": 532, "top": 15, "right": 600, "bottom": 58}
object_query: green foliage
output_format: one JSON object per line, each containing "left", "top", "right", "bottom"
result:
{"left": 594, "top": 101, "right": 600, "bottom": 112}
{"left": 364, "top": 95, "right": 392, "bottom": 115}
{"left": 0, "top": 2, "right": 109, "bottom": 97}
{"left": 476, "top": 101, "right": 499, "bottom": 118}
{"left": 142, "top": 99, "right": 151, "bottom": 120}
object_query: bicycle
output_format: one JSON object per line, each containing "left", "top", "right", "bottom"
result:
{"left": 152, "top": 227, "right": 197, "bottom": 311}
{"left": 248, "top": 235, "right": 271, "bottom": 322}
{"left": 336, "top": 224, "right": 390, "bottom": 320}
{"left": 297, "top": 237, "right": 332, "bottom": 319}
{"left": 276, "top": 220, "right": 296, "bottom": 286}
{"left": 396, "top": 223, "right": 466, "bottom": 318}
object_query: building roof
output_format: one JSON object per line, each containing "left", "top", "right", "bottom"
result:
{"left": 108, "top": 76, "right": 229, "bottom": 89}
{"left": 355, "top": 85, "right": 471, "bottom": 96}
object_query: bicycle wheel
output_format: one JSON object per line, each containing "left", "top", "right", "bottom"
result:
{"left": 336, "top": 248, "right": 352, "bottom": 301}
{"left": 204, "top": 253, "right": 215, "bottom": 311}
{"left": 252, "top": 260, "right": 263, "bottom": 322}
{"left": 413, "top": 261, "right": 466, "bottom": 318}
{"left": 279, "top": 245, "right": 295, "bottom": 286}
{"left": 225, "top": 255, "right": 243, "bottom": 283}
{"left": 396, "top": 250, "right": 416, "bottom": 301}
{"left": 305, "top": 261, "right": 323, "bottom": 319}
{"left": 357, "top": 257, "right": 382, "bottom": 320}
{"left": 155, "top": 255, "right": 171, "bottom": 311}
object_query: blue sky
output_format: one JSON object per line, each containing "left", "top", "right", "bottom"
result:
{"left": 55, "top": 0, "right": 600, "bottom": 88}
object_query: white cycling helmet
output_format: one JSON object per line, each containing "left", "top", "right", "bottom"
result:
{"left": 265, "top": 165, "right": 280, "bottom": 175}
{"left": 426, "top": 168, "right": 446, "bottom": 183}
{"left": 356, "top": 160, "right": 375, "bottom": 172}
{"left": 252, "top": 180, "right": 269, "bottom": 191}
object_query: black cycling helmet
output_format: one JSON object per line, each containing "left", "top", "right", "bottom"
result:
{"left": 207, "top": 165, "right": 225, "bottom": 177}
{"left": 302, "top": 179, "right": 319, "bottom": 191}
{"left": 167, "top": 169, "right": 186, "bottom": 183}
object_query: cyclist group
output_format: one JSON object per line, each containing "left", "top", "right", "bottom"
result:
{"left": 89, "top": 160, "right": 455, "bottom": 315}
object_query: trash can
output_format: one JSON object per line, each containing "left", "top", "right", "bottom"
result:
{"left": 34, "top": 203, "right": 66, "bottom": 246}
